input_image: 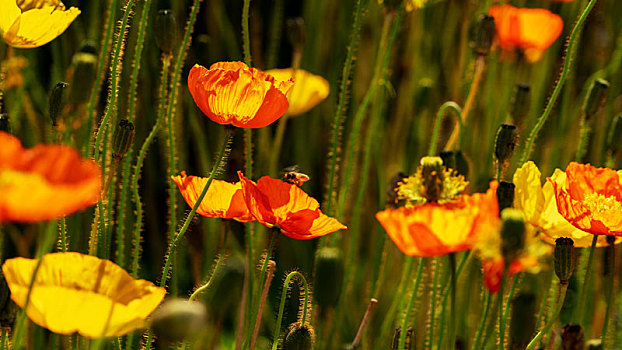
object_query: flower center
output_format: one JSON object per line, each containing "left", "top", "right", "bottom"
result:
{"left": 397, "top": 157, "right": 468, "bottom": 205}
{"left": 582, "top": 193, "right": 622, "bottom": 214}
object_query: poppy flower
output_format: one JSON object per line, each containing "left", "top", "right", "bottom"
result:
{"left": 171, "top": 171, "right": 254, "bottom": 222}
{"left": 488, "top": 5, "right": 563, "bottom": 62}
{"left": 264, "top": 68, "right": 329, "bottom": 117}
{"left": 187, "top": 61, "right": 294, "bottom": 128}
{"left": 0, "top": 131, "right": 101, "bottom": 223}
{"left": 0, "top": 0, "right": 80, "bottom": 48}
{"left": 514, "top": 161, "right": 619, "bottom": 247}
{"left": 481, "top": 256, "right": 539, "bottom": 293}
{"left": 2, "top": 252, "right": 166, "bottom": 338}
{"left": 376, "top": 183, "right": 499, "bottom": 257}
{"left": 550, "top": 162, "right": 622, "bottom": 236}
{"left": 237, "top": 171, "right": 346, "bottom": 239}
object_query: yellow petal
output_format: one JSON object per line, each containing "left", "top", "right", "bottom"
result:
{"left": 0, "top": 0, "right": 21, "bottom": 35}
{"left": 265, "top": 68, "right": 330, "bottom": 116}
{"left": 3, "top": 5, "right": 79, "bottom": 48}
{"left": 513, "top": 161, "right": 545, "bottom": 225}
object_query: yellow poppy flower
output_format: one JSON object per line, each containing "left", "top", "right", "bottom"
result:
{"left": 264, "top": 68, "right": 329, "bottom": 117}
{"left": 2, "top": 252, "right": 166, "bottom": 338}
{"left": 513, "top": 161, "right": 619, "bottom": 247}
{"left": 0, "top": 0, "right": 80, "bottom": 48}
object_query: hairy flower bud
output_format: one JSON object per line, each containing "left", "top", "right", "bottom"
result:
{"left": 494, "top": 124, "right": 517, "bottom": 164}
{"left": 112, "top": 119, "right": 135, "bottom": 159}
{"left": 49, "top": 82, "right": 68, "bottom": 126}
{"left": 500, "top": 208, "right": 525, "bottom": 263}
{"left": 70, "top": 49, "right": 97, "bottom": 104}
{"left": 554, "top": 237, "right": 576, "bottom": 284}
{"left": 474, "top": 15, "right": 495, "bottom": 55}
{"left": 582, "top": 79, "right": 609, "bottom": 119}
{"left": 150, "top": 299, "right": 207, "bottom": 342}
{"left": 314, "top": 247, "right": 344, "bottom": 309}
{"left": 282, "top": 322, "right": 315, "bottom": 350}
{"left": 155, "top": 10, "right": 177, "bottom": 53}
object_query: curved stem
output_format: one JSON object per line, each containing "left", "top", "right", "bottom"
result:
{"left": 271, "top": 271, "right": 310, "bottom": 350}
{"left": 520, "top": 0, "right": 599, "bottom": 163}
{"left": 188, "top": 231, "right": 229, "bottom": 302}
{"left": 525, "top": 284, "right": 569, "bottom": 350}
{"left": 429, "top": 101, "right": 463, "bottom": 155}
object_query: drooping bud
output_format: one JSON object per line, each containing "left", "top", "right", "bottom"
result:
{"left": 606, "top": 115, "right": 622, "bottom": 157}
{"left": 509, "top": 293, "right": 536, "bottom": 349}
{"left": 286, "top": 18, "right": 306, "bottom": 49}
{"left": 155, "top": 10, "right": 177, "bottom": 53}
{"left": 0, "top": 114, "right": 10, "bottom": 134}
{"left": 561, "top": 324, "right": 584, "bottom": 350}
{"left": 554, "top": 237, "right": 576, "bottom": 284}
{"left": 420, "top": 156, "right": 444, "bottom": 203}
{"left": 282, "top": 322, "right": 315, "bottom": 350}
{"left": 314, "top": 247, "right": 344, "bottom": 310}
{"left": 500, "top": 208, "right": 526, "bottom": 263}
{"left": 49, "top": 82, "right": 68, "bottom": 126}
{"left": 582, "top": 79, "right": 609, "bottom": 119}
{"left": 496, "top": 181, "right": 515, "bottom": 214}
{"left": 150, "top": 299, "right": 207, "bottom": 342}
{"left": 473, "top": 15, "right": 496, "bottom": 56}
{"left": 508, "top": 83, "right": 531, "bottom": 128}
{"left": 69, "top": 45, "right": 98, "bottom": 104}
{"left": 494, "top": 124, "right": 517, "bottom": 165}
{"left": 391, "top": 327, "right": 414, "bottom": 350}
{"left": 112, "top": 119, "right": 135, "bottom": 159}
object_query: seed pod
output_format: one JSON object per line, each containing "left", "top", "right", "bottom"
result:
{"left": 510, "top": 293, "right": 536, "bottom": 349}
{"left": 150, "top": 299, "right": 207, "bottom": 342}
{"left": 282, "top": 322, "right": 315, "bottom": 350}
{"left": 391, "top": 327, "right": 414, "bottom": 350}
{"left": 496, "top": 181, "right": 515, "bottom": 214}
{"left": 112, "top": 119, "right": 135, "bottom": 159}
{"left": 606, "top": 115, "right": 622, "bottom": 157}
{"left": 582, "top": 79, "right": 609, "bottom": 119}
{"left": 561, "top": 324, "right": 584, "bottom": 350}
{"left": 155, "top": 10, "right": 177, "bottom": 53}
{"left": 70, "top": 50, "right": 97, "bottom": 104}
{"left": 420, "top": 156, "right": 444, "bottom": 203}
{"left": 554, "top": 237, "right": 576, "bottom": 284}
{"left": 494, "top": 124, "right": 517, "bottom": 164}
{"left": 508, "top": 83, "right": 531, "bottom": 127}
{"left": 49, "top": 82, "right": 68, "bottom": 126}
{"left": 500, "top": 208, "right": 526, "bottom": 263}
{"left": 314, "top": 247, "right": 344, "bottom": 310}
{"left": 0, "top": 114, "right": 10, "bottom": 134}
{"left": 474, "top": 15, "right": 496, "bottom": 56}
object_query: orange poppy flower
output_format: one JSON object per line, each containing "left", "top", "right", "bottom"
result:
{"left": 171, "top": 171, "right": 254, "bottom": 222}
{"left": 0, "top": 131, "right": 101, "bottom": 223}
{"left": 482, "top": 257, "right": 532, "bottom": 293}
{"left": 187, "top": 61, "right": 294, "bottom": 128}
{"left": 237, "top": 171, "right": 346, "bottom": 239}
{"left": 488, "top": 5, "right": 563, "bottom": 62}
{"left": 376, "top": 184, "right": 499, "bottom": 257}
{"left": 550, "top": 162, "right": 622, "bottom": 236}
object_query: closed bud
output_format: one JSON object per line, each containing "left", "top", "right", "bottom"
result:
{"left": 474, "top": 15, "right": 495, "bottom": 56}
{"left": 79, "top": 41, "right": 97, "bottom": 55}
{"left": 70, "top": 50, "right": 98, "bottom": 103}
{"left": 112, "top": 119, "right": 135, "bottom": 159}
{"left": 282, "top": 322, "right": 314, "bottom": 350}
{"left": 150, "top": 299, "right": 207, "bottom": 342}
{"left": 554, "top": 237, "right": 575, "bottom": 284}
{"left": 586, "top": 339, "right": 602, "bottom": 350}
{"left": 500, "top": 208, "right": 525, "bottom": 263}
{"left": 561, "top": 324, "right": 584, "bottom": 350}
{"left": 314, "top": 247, "right": 344, "bottom": 310}
{"left": 583, "top": 79, "right": 609, "bottom": 118}
{"left": 494, "top": 124, "right": 517, "bottom": 164}
{"left": 0, "top": 114, "right": 10, "bottom": 134}
{"left": 440, "top": 151, "right": 455, "bottom": 171}
{"left": 509, "top": 293, "right": 536, "bottom": 349}
{"left": 155, "top": 10, "right": 177, "bottom": 53}
{"left": 49, "top": 82, "right": 68, "bottom": 126}
{"left": 391, "top": 327, "right": 414, "bottom": 350}
{"left": 286, "top": 18, "right": 306, "bottom": 49}
{"left": 508, "top": 83, "right": 531, "bottom": 127}
{"left": 420, "top": 156, "right": 444, "bottom": 203}
{"left": 454, "top": 150, "right": 469, "bottom": 178}
{"left": 606, "top": 115, "right": 622, "bottom": 157}
{"left": 496, "top": 181, "right": 515, "bottom": 214}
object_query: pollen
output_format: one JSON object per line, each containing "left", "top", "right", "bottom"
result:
{"left": 396, "top": 158, "right": 468, "bottom": 205}
{"left": 582, "top": 193, "right": 622, "bottom": 214}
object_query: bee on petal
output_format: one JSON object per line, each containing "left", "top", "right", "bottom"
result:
{"left": 283, "top": 165, "right": 310, "bottom": 187}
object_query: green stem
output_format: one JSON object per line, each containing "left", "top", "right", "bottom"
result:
{"left": 426, "top": 258, "right": 441, "bottom": 350}
{"left": 58, "top": 218, "right": 67, "bottom": 252}
{"left": 497, "top": 268, "right": 507, "bottom": 350}
{"left": 472, "top": 290, "right": 493, "bottom": 350}
{"left": 525, "top": 284, "right": 569, "bottom": 350}
{"left": 575, "top": 235, "right": 598, "bottom": 324}
{"left": 188, "top": 231, "right": 228, "bottom": 302}
{"left": 265, "top": 0, "right": 284, "bottom": 69}
{"left": 447, "top": 253, "right": 457, "bottom": 350}
{"left": 520, "top": 0, "right": 599, "bottom": 163}
{"left": 271, "top": 271, "right": 310, "bottom": 350}
{"left": 428, "top": 102, "right": 463, "bottom": 156}
{"left": 501, "top": 274, "right": 520, "bottom": 332}
{"left": 601, "top": 240, "right": 615, "bottom": 347}
{"left": 398, "top": 258, "right": 425, "bottom": 350}
{"left": 575, "top": 116, "right": 590, "bottom": 162}
{"left": 437, "top": 252, "right": 472, "bottom": 349}
{"left": 242, "top": 0, "right": 252, "bottom": 66}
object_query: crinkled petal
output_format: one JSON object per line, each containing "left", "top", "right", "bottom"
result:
{"left": 3, "top": 6, "right": 80, "bottom": 48}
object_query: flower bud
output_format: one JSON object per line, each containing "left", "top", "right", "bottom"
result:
{"left": 454, "top": 150, "right": 469, "bottom": 178}
{"left": 207, "top": 255, "right": 244, "bottom": 318}
{"left": 112, "top": 119, "right": 135, "bottom": 159}
{"left": 391, "top": 326, "right": 414, "bottom": 350}
{"left": 582, "top": 79, "right": 609, "bottom": 118}
{"left": 586, "top": 339, "right": 602, "bottom": 350}
{"left": 606, "top": 115, "right": 622, "bottom": 157}
{"left": 494, "top": 124, "right": 517, "bottom": 164}
{"left": 473, "top": 15, "right": 495, "bottom": 56}
{"left": 49, "top": 82, "right": 68, "bottom": 126}
{"left": 509, "top": 293, "right": 536, "bottom": 349}
{"left": 70, "top": 50, "right": 98, "bottom": 104}
{"left": 496, "top": 181, "right": 515, "bottom": 214}
{"left": 554, "top": 237, "right": 576, "bottom": 284}
{"left": 150, "top": 299, "right": 207, "bottom": 342}
{"left": 286, "top": 18, "right": 306, "bottom": 49}
{"left": 500, "top": 208, "right": 525, "bottom": 263}
{"left": 79, "top": 41, "right": 97, "bottom": 55}
{"left": 440, "top": 151, "right": 455, "bottom": 170}
{"left": 420, "top": 156, "right": 444, "bottom": 203}
{"left": 314, "top": 247, "right": 344, "bottom": 310}
{"left": 508, "top": 83, "right": 531, "bottom": 128}
{"left": 561, "top": 324, "right": 584, "bottom": 350}
{"left": 282, "top": 322, "right": 315, "bottom": 350}
{"left": 0, "top": 114, "right": 10, "bottom": 134}
{"left": 155, "top": 10, "right": 177, "bottom": 53}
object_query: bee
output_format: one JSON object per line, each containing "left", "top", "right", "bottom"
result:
{"left": 283, "top": 165, "right": 310, "bottom": 187}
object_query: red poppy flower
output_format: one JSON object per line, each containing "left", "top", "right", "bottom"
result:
{"left": 488, "top": 5, "right": 563, "bottom": 62}
{"left": 550, "top": 162, "right": 622, "bottom": 236}
{"left": 171, "top": 171, "right": 254, "bottom": 222}
{"left": 237, "top": 171, "right": 346, "bottom": 239}
{"left": 187, "top": 61, "right": 294, "bottom": 128}
{"left": 376, "top": 184, "right": 500, "bottom": 257}
{"left": 0, "top": 131, "right": 101, "bottom": 223}
{"left": 482, "top": 257, "right": 530, "bottom": 293}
